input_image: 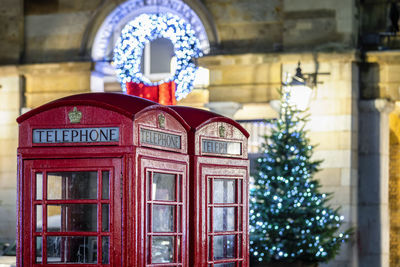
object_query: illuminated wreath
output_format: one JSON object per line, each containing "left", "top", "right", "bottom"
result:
{"left": 113, "top": 13, "right": 203, "bottom": 100}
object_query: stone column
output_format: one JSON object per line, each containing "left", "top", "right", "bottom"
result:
{"left": 359, "top": 99, "right": 394, "bottom": 267}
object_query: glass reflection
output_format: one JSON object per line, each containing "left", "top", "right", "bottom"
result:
{"left": 152, "top": 172, "right": 176, "bottom": 201}
{"left": 36, "top": 205, "right": 42, "bottom": 232}
{"left": 152, "top": 236, "right": 174, "bottom": 263}
{"left": 47, "top": 171, "right": 97, "bottom": 200}
{"left": 153, "top": 205, "right": 174, "bottom": 232}
{"left": 214, "top": 235, "right": 235, "bottom": 260}
{"left": 102, "top": 171, "right": 109, "bottom": 200}
{"left": 213, "top": 207, "right": 235, "bottom": 232}
{"left": 36, "top": 236, "right": 42, "bottom": 263}
{"left": 47, "top": 204, "right": 97, "bottom": 232}
{"left": 102, "top": 236, "right": 110, "bottom": 264}
{"left": 102, "top": 204, "right": 109, "bottom": 232}
{"left": 47, "top": 236, "right": 97, "bottom": 263}
{"left": 214, "top": 263, "right": 236, "bottom": 267}
{"left": 36, "top": 173, "right": 43, "bottom": 200}
{"left": 213, "top": 179, "right": 235, "bottom": 203}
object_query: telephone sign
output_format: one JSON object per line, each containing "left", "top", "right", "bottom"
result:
{"left": 140, "top": 127, "right": 181, "bottom": 149}
{"left": 33, "top": 127, "right": 119, "bottom": 144}
{"left": 201, "top": 138, "right": 242, "bottom": 155}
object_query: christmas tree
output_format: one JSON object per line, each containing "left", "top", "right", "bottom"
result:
{"left": 249, "top": 87, "right": 351, "bottom": 264}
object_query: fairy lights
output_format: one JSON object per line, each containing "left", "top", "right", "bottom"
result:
{"left": 113, "top": 13, "right": 203, "bottom": 100}
{"left": 249, "top": 89, "right": 351, "bottom": 263}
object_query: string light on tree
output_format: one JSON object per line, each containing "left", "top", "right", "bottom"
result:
{"left": 249, "top": 85, "right": 351, "bottom": 264}
{"left": 113, "top": 13, "right": 203, "bottom": 100}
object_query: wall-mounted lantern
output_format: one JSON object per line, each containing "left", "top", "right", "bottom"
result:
{"left": 284, "top": 61, "right": 330, "bottom": 110}
{"left": 284, "top": 62, "right": 313, "bottom": 111}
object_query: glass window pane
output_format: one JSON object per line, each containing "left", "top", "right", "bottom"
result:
{"left": 238, "top": 180, "right": 242, "bottom": 204}
{"left": 35, "top": 236, "right": 42, "bottom": 263}
{"left": 36, "top": 205, "right": 42, "bottom": 232}
{"left": 177, "top": 236, "right": 182, "bottom": 263}
{"left": 215, "top": 263, "right": 236, "bottom": 267}
{"left": 47, "top": 204, "right": 97, "bottom": 232}
{"left": 150, "top": 38, "right": 174, "bottom": 74}
{"left": 152, "top": 172, "right": 175, "bottom": 201}
{"left": 147, "top": 204, "right": 152, "bottom": 233}
{"left": 152, "top": 236, "right": 174, "bottom": 263}
{"left": 208, "top": 236, "right": 212, "bottom": 261}
{"left": 208, "top": 179, "right": 212, "bottom": 203}
{"left": 214, "top": 235, "right": 235, "bottom": 260}
{"left": 47, "top": 236, "right": 97, "bottom": 263}
{"left": 102, "top": 171, "right": 109, "bottom": 200}
{"left": 177, "top": 175, "right": 182, "bottom": 202}
{"left": 146, "top": 236, "right": 151, "bottom": 263}
{"left": 177, "top": 205, "right": 182, "bottom": 233}
{"left": 238, "top": 207, "right": 242, "bottom": 231}
{"left": 147, "top": 172, "right": 151, "bottom": 201}
{"left": 36, "top": 173, "right": 42, "bottom": 200}
{"left": 238, "top": 235, "right": 242, "bottom": 258}
{"left": 214, "top": 179, "right": 235, "bottom": 203}
{"left": 208, "top": 208, "right": 211, "bottom": 231}
{"left": 102, "top": 236, "right": 110, "bottom": 264}
{"left": 102, "top": 204, "right": 109, "bottom": 232}
{"left": 214, "top": 207, "right": 235, "bottom": 232}
{"left": 152, "top": 205, "right": 174, "bottom": 232}
{"left": 47, "top": 171, "right": 97, "bottom": 200}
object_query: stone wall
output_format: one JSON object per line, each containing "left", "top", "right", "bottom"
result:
{"left": 203, "top": 0, "right": 357, "bottom": 53}
{"left": 362, "top": 51, "right": 400, "bottom": 101}
{"left": 0, "top": 67, "right": 21, "bottom": 242}
{"left": 0, "top": 0, "right": 360, "bottom": 64}
{"left": 0, "top": 0, "right": 23, "bottom": 64}
{"left": 20, "top": 62, "right": 92, "bottom": 108}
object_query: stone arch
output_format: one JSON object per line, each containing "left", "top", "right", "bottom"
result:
{"left": 83, "top": 0, "right": 218, "bottom": 62}
{"left": 389, "top": 108, "right": 400, "bottom": 267}
{"left": 82, "top": 0, "right": 217, "bottom": 93}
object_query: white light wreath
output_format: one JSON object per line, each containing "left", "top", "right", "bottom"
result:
{"left": 113, "top": 13, "right": 203, "bottom": 100}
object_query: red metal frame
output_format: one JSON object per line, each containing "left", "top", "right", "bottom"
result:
{"left": 23, "top": 158, "right": 122, "bottom": 267}
{"left": 135, "top": 148, "right": 189, "bottom": 267}
{"left": 194, "top": 159, "right": 249, "bottom": 267}
{"left": 207, "top": 175, "right": 244, "bottom": 266}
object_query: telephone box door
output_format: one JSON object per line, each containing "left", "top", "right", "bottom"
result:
{"left": 199, "top": 159, "right": 249, "bottom": 267}
{"left": 20, "top": 158, "right": 122, "bottom": 266}
{"left": 136, "top": 150, "right": 189, "bottom": 266}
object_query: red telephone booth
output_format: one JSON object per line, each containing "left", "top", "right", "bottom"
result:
{"left": 17, "top": 92, "right": 249, "bottom": 267}
{"left": 131, "top": 105, "right": 190, "bottom": 266}
{"left": 172, "top": 107, "right": 250, "bottom": 267}
{"left": 16, "top": 93, "right": 158, "bottom": 266}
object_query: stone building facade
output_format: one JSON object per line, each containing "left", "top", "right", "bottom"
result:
{"left": 0, "top": 0, "right": 400, "bottom": 266}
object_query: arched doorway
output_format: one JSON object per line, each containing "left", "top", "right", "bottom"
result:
{"left": 88, "top": 0, "right": 217, "bottom": 98}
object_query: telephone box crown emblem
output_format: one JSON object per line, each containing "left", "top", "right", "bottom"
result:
{"left": 68, "top": 107, "right": 82, "bottom": 123}
{"left": 158, "top": 113, "right": 166, "bottom": 129}
{"left": 219, "top": 125, "right": 226, "bottom": 137}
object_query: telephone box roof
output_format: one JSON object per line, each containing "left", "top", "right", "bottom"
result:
{"left": 17, "top": 93, "right": 249, "bottom": 138}
{"left": 170, "top": 106, "right": 249, "bottom": 138}
{"left": 17, "top": 92, "right": 159, "bottom": 123}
